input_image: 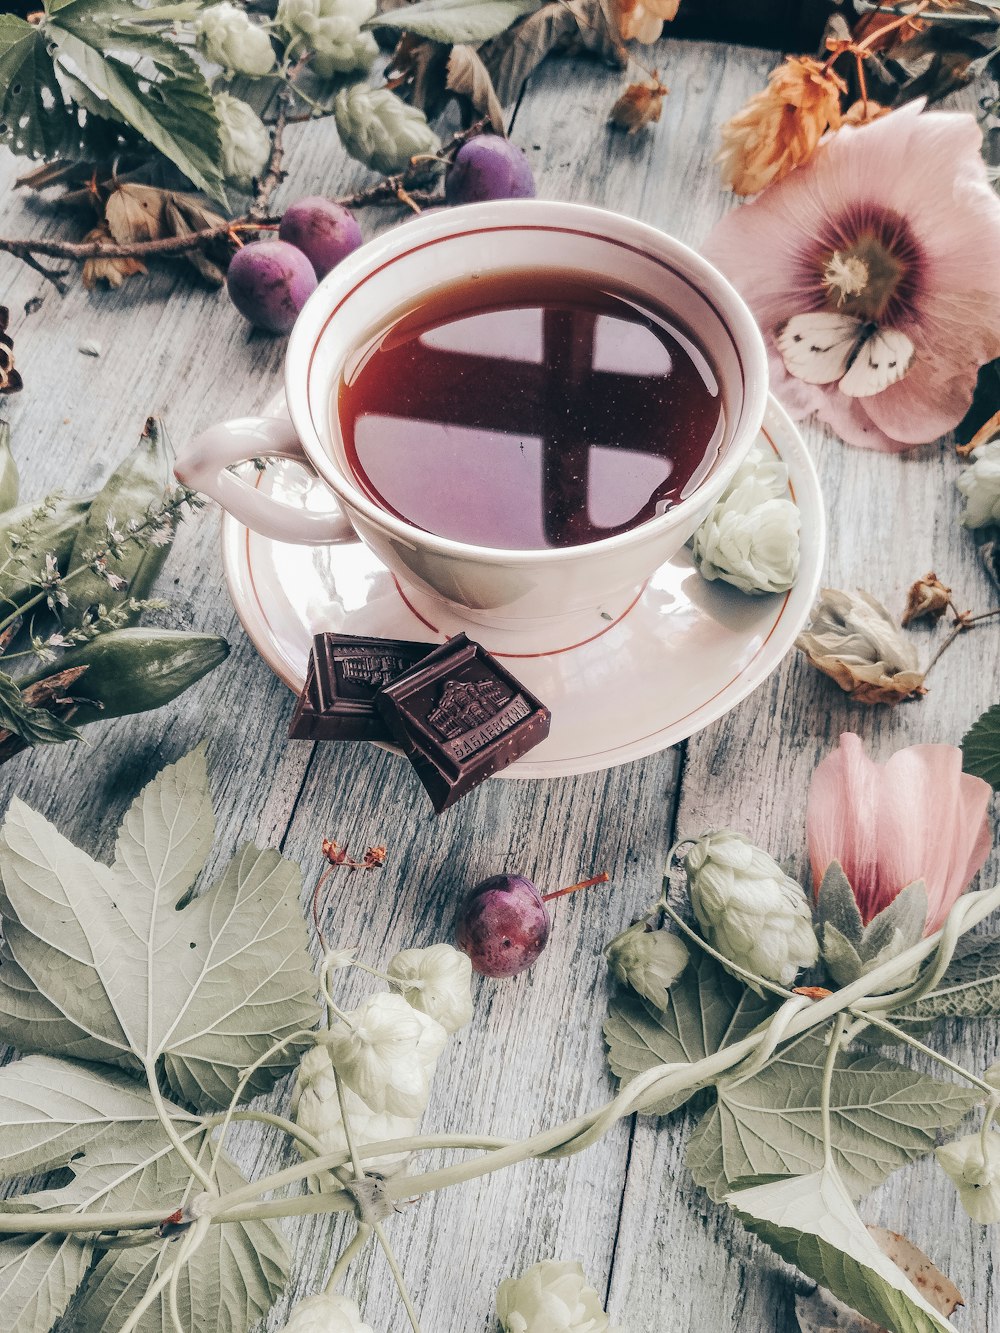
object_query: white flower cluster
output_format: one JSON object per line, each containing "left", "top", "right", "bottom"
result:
{"left": 497, "top": 1260, "right": 620, "bottom": 1333}
{"left": 293, "top": 944, "right": 473, "bottom": 1178}
{"left": 196, "top": 3, "right": 275, "bottom": 76}
{"left": 958, "top": 439, "right": 1000, "bottom": 530}
{"left": 684, "top": 830, "right": 819, "bottom": 987}
{"left": 281, "top": 1292, "right": 374, "bottom": 1333}
{"left": 214, "top": 92, "right": 271, "bottom": 186}
{"left": 276, "top": 0, "right": 379, "bottom": 78}
{"left": 334, "top": 84, "right": 442, "bottom": 176}
{"left": 691, "top": 441, "right": 801, "bottom": 595}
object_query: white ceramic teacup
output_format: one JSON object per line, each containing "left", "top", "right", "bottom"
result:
{"left": 176, "top": 200, "right": 768, "bottom": 646}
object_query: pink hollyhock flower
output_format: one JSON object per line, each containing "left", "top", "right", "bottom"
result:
{"left": 807, "top": 732, "right": 992, "bottom": 932}
{"left": 702, "top": 102, "right": 1000, "bottom": 451}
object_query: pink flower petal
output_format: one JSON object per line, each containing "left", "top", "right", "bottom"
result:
{"left": 807, "top": 733, "right": 993, "bottom": 931}
{"left": 701, "top": 102, "right": 1000, "bottom": 451}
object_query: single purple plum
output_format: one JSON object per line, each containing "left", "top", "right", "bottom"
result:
{"left": 456, "top": 873, "right": 551, "bottom": 978}
{"left": 227, "top": 240, "right": 317, "bottom": 334}
{"left": 445, "top": 137, "right": 536, "bottom": 206}
{"left": 278, "top": 197, "right": 363, "bottom": 279}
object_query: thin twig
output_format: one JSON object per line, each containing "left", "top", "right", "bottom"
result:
{"left": 251, "top": 87, "right": 291, "bottom": 222}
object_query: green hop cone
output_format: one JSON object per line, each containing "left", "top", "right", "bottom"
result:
{"left": 605, "top": 923, "right": 688, "bottom": 1010}
{"left": 214, "top": 93, "right": 271, "bottom": 186}
{"left": 683, "top": 830, "right": 819, "bottom": 987}
{"left": 334, "top": 84, "right": 441, "bottom": 176}
{"left": 277, "top": 0, "right": 378, "bottom": 77}
{"left": 196, "top": 2, "right": 276, "bottom": 76}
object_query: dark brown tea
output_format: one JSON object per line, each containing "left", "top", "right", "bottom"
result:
{"left": 338, "top": 271, "right": 724, "bottom": 550}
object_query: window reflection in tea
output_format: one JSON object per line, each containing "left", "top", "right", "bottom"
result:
{"left": 338, "top": 271, "right": 724, "bottom": 550}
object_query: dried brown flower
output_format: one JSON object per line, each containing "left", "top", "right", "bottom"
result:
{"left": 609, "top": 74, "right": 668, "bottom": 134}
{"left": 792, "top": 986, "right": 834, "bottom": 1000}
{"left": 81, "top": 224, "right": 147, "bottom": 290}
{"left": 611, "top": 0, "right": 679, "bottom": 44}
{"left": 0, "top": 308, "right": 22, "bottom": 395}
{"left": 796, "top": 587, "right": 927, "bottom": 706}
{"left": 717, "top": 56, "right": 847, "bottom": 196}
{"left": 902, "top": 572, "right": 953, "bottom": 626}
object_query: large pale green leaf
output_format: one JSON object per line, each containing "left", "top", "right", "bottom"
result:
{"left": 604, "top": 951, "right": 775, "bottom": 1115}
{"left": 0, "top": 747, "right": 319, "bottom": 1109}
{"left": 368, "top": 0, "right": 541, "bottom": 44}
{"left": 42, "top": 0, "right": 226, "bottom": 200}
{"left": 898, "top": 934, "right": 1000, "bottom": 1020}
{"left": 60, "top": 417, "right": 177, "bottom": 632}
{"left": 962, "top": 703, "right": 1000, "bottom": 791}
{"left": 5, "top": 1121, "right": 286, "bottom": 1333}
{"left": 0, "top": 1053, "right": 194, "bottom": 1183}
{"left": 687, "top": 1032, "right": 979, "bottom": 1203}
{"left": 728, "top": 1166, "right": 958, "bottom": 1333}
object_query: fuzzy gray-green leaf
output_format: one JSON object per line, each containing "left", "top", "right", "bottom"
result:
{"left": 368, "top": 0, "right": 541, "bottom": 44}
{"left": 604, "top": 950, "right": 774, "bottom": 1115}
{"left": 897, "top": 934, "right": 1000, "bottom": 1020}
{"left": 817, "top": 860, "right": 864, "bottom": 948}
{"left": 0, "top": 747, "right": 319, "bottom": 1109}
{"left": 687, "top": 1031, "right": 979, "bottom": 1203}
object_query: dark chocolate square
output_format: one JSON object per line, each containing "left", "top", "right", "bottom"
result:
{"left": 288, "top": 633, "right": 435, "bottom": 741}
{"left": 374, "top": 633, "right": 551, "bottom": 812}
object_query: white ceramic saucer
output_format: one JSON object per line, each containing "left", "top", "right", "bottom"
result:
{"left": 221, "top": 394, "right": 824, "bottom": 778}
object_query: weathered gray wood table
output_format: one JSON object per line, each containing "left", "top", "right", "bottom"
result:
{"left": 1, "top": 33, "right": 998, "bottom": 1333}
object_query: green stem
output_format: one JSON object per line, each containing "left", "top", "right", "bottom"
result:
{"left": 144, "top": 1061, "right": 214, "bottom": 1193}
{"left": 118, "top": 1217, "right": 210, "bottom": 1333}
{"left": 326, "top": 1222, "right": 374, "bottom": 1293}
{"left": 853, "top": 1011, "right": 997, "bottom": 1096}
{"left": 658, "top": 896, "right": 793, "bottom": 1002}
{"left": 374, "top": 1219, "right": 422, "bottom": 1333}
{"left": 820, "top": 1016, "right": 847, "bottom": 1170}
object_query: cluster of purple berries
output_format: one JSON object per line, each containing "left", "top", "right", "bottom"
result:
{"left": 227, "top": 136, "right": 536, "bottom": 334}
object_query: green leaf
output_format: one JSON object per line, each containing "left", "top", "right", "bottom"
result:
{"left": 0, "top": 747, "right": 320, "bottom": 1109}
{"left": 60, "top": 417, "right": 177, "bottom": 633}
{"left": 0, "top": 16, "right": 72, "bottom": 159}
{"left": 0, "top": 423, "right": 19, "bottom": 513}
{"left": 0, "top": 1053, "right": 193, "bottom": 1183}
{"left": 368, "top": 0, "right": 541, "bottom": 45}
{"left": 6, "top": 1120, "right": 286, "bottom": 1333}
{"left": 897, "top": 934, "right": 1000, "bottom": 1020}
{"left": 43, "top": 0, "right": 226, "bottom": 201}
{"left": 0, "top": 669, "right": 81, "bottom": 745}
{"left": 0, "top": 495, "right": 91, "bottom": 616}
{"left": 604, "top": 951, "right": 775, "bottom": 1115}
{"left": 686, "top": 1032, "right": 979, "bottom": 1203}
{"left": 962, "top": 703, "right": 1000, "bottom": 791}
{"left": 728, "top": 1166, "right": 958, "bottom": 1333}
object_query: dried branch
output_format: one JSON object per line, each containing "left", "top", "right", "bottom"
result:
{"left": 0, "top": 118, "right": 491, "bottom": 289}
{"left": 251, "top": 86, "right": 292, "bottom": 223}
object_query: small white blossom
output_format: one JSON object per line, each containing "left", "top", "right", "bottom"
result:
{"left": 276, "top": 0, "right": 378, "bottom": 77}
{"left": 214, "top": 93, "right": 271, "bottom": 186}
{"left": 937, "top": 1132, "right": 1000, "bottom": 1223}
{"left": 684, "top": 830, "right": 819, "bottom": 986}
{"left": 958, "top": 440, "right": 1000, "bottom": 530}
{"left": 387, "top": 943, "right": 474, "bottom": 1034}
{"left": 281, "top": 1291, "right": 374, "bottom": 1333}
{"left": 196, "top": 2, "right": 276, "bottom": 76}
{"left": 323, "top": 991, "right": 447, "bottom": 1117}
{"left": 292, "top": 1043, "right": 418, "bottom": 1176}
{"left": 496, "top": 1260, "right": 620, "bottom": 1333}
{"left": 692, "top": 444, "right": 800, "bottom": 595}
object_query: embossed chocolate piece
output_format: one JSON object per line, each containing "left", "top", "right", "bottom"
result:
{"left": 288, "top": 633, "right": 435, "bottom": 741}
{"left": 374, "top": 634, "right": 551, "bottom": 812}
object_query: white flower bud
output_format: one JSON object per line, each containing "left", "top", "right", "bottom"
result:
{"left": 684, "top": 830, "right": 819, "bottom": 986}
{"left": 496, "top": 1260, "right": 620, "bottom": 1333}
{"left": 334, "top": 84, "right": 442, "bottom": 176}
{"left": 292, "top": 1043, "right": 419, "bottom": 1176}
{"left": 692, "top": 444, "right": 800, "bottom": 595}
{"left": 277, "top": 0, "right": 378, "bottom": 77}
{"left": 323, "top": 991, "right": 447, "bottom": 1117}
{"left": 214, "top": 93, "right": 271, "bottom": 186}
{"left": 936, "top": 1131, "right": 1000, "bottom": 1224}
{"left": 387, "top": 943, "right": 474, "bottom": 1034}
{"left": 196, "top": 3, "right": 275, "bottom": 76}
{"left": 281, "top": 1292, "right": 374, "bottom": 1333}
{"left": 958, "top": 440, "right": 1000, "bottom": 530}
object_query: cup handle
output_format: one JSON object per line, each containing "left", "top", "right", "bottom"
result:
{"left": 175, "top": 414, "right": 359, "bottom": 546}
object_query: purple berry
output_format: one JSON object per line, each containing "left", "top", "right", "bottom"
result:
{"left": 445, "top": 137, "right": 536, "bottom": 206}
{"left": 456, "top": 874, "right": 550, "bottom": 979}
{"left": 278, "top": 197, "right": 363, "bottom": 280}
{"left": 227, "top": 240, "right": 317, "bottom": 335}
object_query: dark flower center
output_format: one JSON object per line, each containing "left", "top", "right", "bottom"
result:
{"left": 810, "top": 206, "right": 925, "bottom": 328}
